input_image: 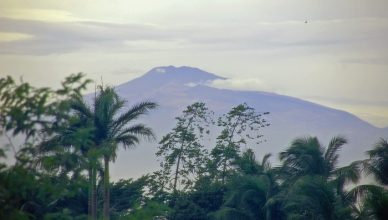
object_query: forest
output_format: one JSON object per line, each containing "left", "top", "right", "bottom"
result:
{"left": 0, "top": 73, "right": 387, "bottom": 220}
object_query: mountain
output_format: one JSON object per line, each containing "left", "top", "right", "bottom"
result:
{"left": 110, "top": 66, "right": 387, "bottom": 179}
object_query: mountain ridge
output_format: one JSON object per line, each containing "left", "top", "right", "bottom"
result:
{"left": 107, "top": 65, "right": 386, "bottom": 179}
{"left": 117, "top": 65, "right": 377, "bottom": 129}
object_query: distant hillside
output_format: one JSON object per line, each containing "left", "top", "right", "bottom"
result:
{"left": 107, "top": 66, "right": 387, "bottom": 179}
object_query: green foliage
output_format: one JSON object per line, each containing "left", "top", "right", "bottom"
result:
{"left": 278, "top": 136, "right": 365, "bottom": 220}
{"left": 110, "top": 177, "right": 148, "bottom": 218}
{"left": 168, "top": 195, "right": 208, "bottom": 220}
{"left": 0, "top": 74, "right": 92, "bottom": 219}
{"left": 212, "top": 149, "right": 283, "bottom": 220}
{"left": 211, "top": 207, "right": 252, "bottom": 220}
{"left": 125, "top": 201, "right": 170, "bottom": 220}
{"left": 283, "top": 175, "right": 336, "bottom": 220}
{"left": 155, "top": 102, "right": 213, "bottom": 192}
{"left": 1, "top": 73, "right": 388, "bottom": 220}
{"left": 216, "top": 175, "right": 267, "bottom": 219}
{"left": 0, "top": 164, "right": 89, "bottom": 219}
{"left": 165, "top": 183, "right": 225, "bottom": 220}
{"left": 362, "top": 187, "right": 388, "bottom": 219}
{"left": 210, "top": 103, "right": 270, "bottom": 184}
{"left": 279, "top": 136, "right": 361, "bottom": 185}
{"left": 37, "top": 114, "right": 95, "bottom": 179}
{"left": 347, "top": 184, "right": 388, "bottom": 220}
{"left": 365, "top": 138, "right": 388, "bottom": 185}
{"left": 190, "top": 181, "right": 225, "bottom": 214}
{"left": 279, "top": 137, "right": 328, "bottom": 178}
{"left": 71, "top": 85, "right": 157, "bottom": 160}
{"left": 69, "top": 85, "right": 157, "bottom": 219}
{"left": 43, "top": 209, "right": 75, "bottom": 220}
{"left": 0, "top": 73, "right": 91, "bottom": 139}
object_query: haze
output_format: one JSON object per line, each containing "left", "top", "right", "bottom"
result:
{"left": 0, "top": 0, "right": 387, "bottom": 127}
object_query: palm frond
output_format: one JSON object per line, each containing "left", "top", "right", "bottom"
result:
{"left": 212, "top": 207, "right": 253, "bottom": 220}
{"left": 115, "top": 134, "right": 139, "bottom": 148}
{"left": 365, "top": 138, "right": 388, "bottom": 185}
{"left": 279, "top": 136, "right": 326, "bottom": 177}
{"left": 262, "top": 153, "right": 272, "bottom": 171}
{"left": 116, "top": 124, "right": 155, "bottom": 142}
{"left": 346, "top": 184, "right": 385, "bottom": 202}
{"left": 112, "top": 101, "right": 158, "bottom": 133}
{"left": 333, "top": 160, "right": 361, "bottom": 185}
{"left": 325, "top": 136, "right": 347, "bottom": 171}
{"left": 69, "top": 96, "right": 93, "bottom": 119}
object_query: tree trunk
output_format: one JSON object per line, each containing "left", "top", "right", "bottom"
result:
{"left": 266, "top": 208, "right": 271, "bottom": 220}
{"left": 222, "top": 159, "right": 226, "bottom": 185}
{"left": 265, "top": 191, "right": 272, "bottom": 220}
{"left": 103, "top": 155, "right": 110, "bottom": 220}
{"left": 88, "top": 168, "right": 92, "bottom": 220}
{"left": 173, "top": 151, "right": 182, "bottom": 193}
{"left": 92, "top": 167, "right": 97, "bottom": 220}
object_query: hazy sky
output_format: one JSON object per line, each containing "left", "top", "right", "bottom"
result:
{"left": 1, "top": 0, "right": 388, "bottom": 127}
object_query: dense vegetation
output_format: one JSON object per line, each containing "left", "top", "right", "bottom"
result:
{"left": 0, "top": 74, "right": 387, "bottom": 220}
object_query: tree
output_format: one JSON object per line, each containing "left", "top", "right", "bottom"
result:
{"left": 109, "top": 177, "right": 148, "bottom": 219}
{"left": 237, "top": 150, "right": 282, "bottom": 220}
{"left": 210, "top": 103, "right": 270, "bottom": 184}
{"left": 347, "top": 184, "right": 388, "bottom": 220}
{"left": 37, "top": 111, "right": 99, "bottom": 220}
{"left": 71, "top": 86, "right": 157, "bottom": 220}
{"left": 283, "top": 175, "right": 336, "bottom": 220}
{"left": 364, "top": 138, "right": 388, "bottom": 185}
{"left": 347, "top": 139, "right": 388, "bottom": 220}
{"left": 168, "top": 195, "right": 208, "bottom": 220}
{"left": 212, "top": 150, "right": 282, "bottom": 220}
{"left": 156, "top": 102, "right": 213, "bottom": 194}
{"left": 126, "top": 201, "right": 170, "bottom": 220}
{"left": 279, "top": 136, "right": 361, "bottom": 219}
{"left": 0, "top": 73, "right": 90, "bottom": 157}
{"left": 0, "top": 75, "right": 94, "bottom": 219}
{"left": 279, "top": 136, "right": 360, "bottom": 184}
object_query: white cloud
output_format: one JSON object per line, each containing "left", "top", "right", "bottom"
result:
{"left": 0, "top": 0, "right": 388, "bottom": 127}
{"left": 155, "top": 68, "right": 166, "bottom": 73}
{"left": 0, "top": 8, "right": 82, "bottom": 22}
{"left": 0, "top": 32, "right": 33, "bottom": 42}
{"left": 184, "top": 82, "right": 197, "bottom": 87}
{"left": 210, "top": 78, "right": 272, "bottom": 92}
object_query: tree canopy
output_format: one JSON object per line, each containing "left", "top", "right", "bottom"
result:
{"left": 1, "top": 74, "right": 387, "bottom": 220}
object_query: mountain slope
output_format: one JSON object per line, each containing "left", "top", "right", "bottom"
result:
{"left": 110, "top": 66, "right": 386, "bottom": 179}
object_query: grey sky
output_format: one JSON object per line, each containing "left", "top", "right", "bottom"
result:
{"left": 0, "top": 0, "right": 387, "bottom": 127}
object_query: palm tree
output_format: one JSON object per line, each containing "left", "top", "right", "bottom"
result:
{"left": 213, "top": 149, "right": 282, "bottom": 220}
{"left": 347, "top": 138, "right": 388, "bottom": 220}
{"left": 283, "top": 175, "right": 336, "bottom": 220}
{"left": 37, "top": 106, "right": 100, "bottom": 220}
{"left": 279, "top": 136, "right": 361, "bottom": 219}
{"left": 71, "top": 86, "right": 157, "bottom": 220}
{"left": 279, "top": 136, "right": 360, "bottom": 183}
{"left": 236, "top": 149, "right": 283, "bottom": 220}
{"left": 364, "top": 138, "right": 388, "bottom": 185}
{"left": 347, "top": 184, "right": 388, "bottom": 220}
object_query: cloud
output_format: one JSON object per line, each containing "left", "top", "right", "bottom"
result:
{"left": 0, "top": 8, "right": 81, "bottom": 22}
{"left": 0, "top": 32, "right": 33, "bottom": 42}
{"left": 184, "top": 82, "right": 197, "bottom": 87}
{"left": 210, "top": 78, "right": 273, "bottom": 92}
{"left": 340, "top": 57, "right": 388, "bottom": 65}
{"left": 155, "top": 68, "right": 166, "bottom": 73}
{"left": 301, "top": 96, "right": 388, "bottom": 128}
{"left": 303, "top": 95, "right": 388, "bottom": 107}
{"left": 1, "top": 15, "right": 387, "bottom": 55}
{"left": 0, "top": 18, "right": 180, "bottom": 54}
{"left": 0, "top": 0, "right": 388, "bottom": 127}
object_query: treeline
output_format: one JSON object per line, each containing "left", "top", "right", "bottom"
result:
{"left": 0, "top": 74, "right": 387, "bottom": 220}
